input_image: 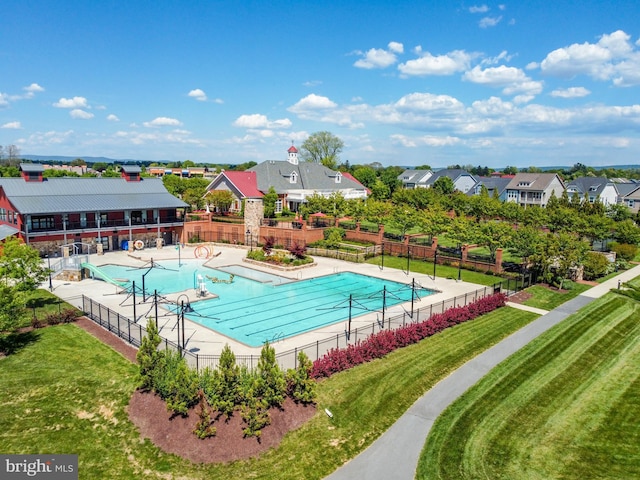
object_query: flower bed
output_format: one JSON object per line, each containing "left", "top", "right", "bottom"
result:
{"left": 311, "top": 293, "right": 507, "bottom": 378}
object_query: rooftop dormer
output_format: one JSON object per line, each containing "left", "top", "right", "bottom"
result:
{"left": 121, "top": 165, "right": 141, "bottom": 182}
{"left": 19, "top": 163, "right": 45, "bottom": 182}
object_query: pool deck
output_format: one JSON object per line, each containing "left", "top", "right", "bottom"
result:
{"left": 47, "top": 244, "right": 492, "bottom": 360}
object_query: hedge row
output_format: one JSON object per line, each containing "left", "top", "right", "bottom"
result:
{"left": 311, "top": 292, "right": 507, "bottom": 378}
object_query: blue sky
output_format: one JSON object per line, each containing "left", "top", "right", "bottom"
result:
{"left": 2, "top": 0, "right": 640, "bottom": 168}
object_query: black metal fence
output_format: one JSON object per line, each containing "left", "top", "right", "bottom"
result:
{"left": 81, "top": 274, "right": 533, "bottom": 371}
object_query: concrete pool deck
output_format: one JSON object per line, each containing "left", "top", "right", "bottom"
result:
{"left": 46, "top": 243, "right": 494, "bottom": 361}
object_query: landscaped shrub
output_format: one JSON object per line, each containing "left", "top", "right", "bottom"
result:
{"left": 285, "top": 351, "right": 317, "bottom": 404}
{"left": 193, "top": 389, "right": 217, "bottom": 439}
{"left": 136, "top": 318, "right": 163, "bottom": 391}
{"left": 582, "top": 251, "right": 611, "bottom": 280}
{"left": 255, "top": 341, "right": 286, "bottom": 408}
{"left": 153, "top": 350, "right": 199, "bottom": 416}
{"left": 212, "top": 344, "right": 240, "bottom": 418}
{"left": 610, "top": 242, "right": 638, "bottom": 262}
{"left": 241, "top": 394, "right": 270, "bottom": 438}
{"left": 311, "top": 293, "right": 507, "bottom": 378}
{"left": 262, "top": 236, "right": 276, "bottom": 255}
{"left": 288, "top": 242, "right": 307, "bottom": 259}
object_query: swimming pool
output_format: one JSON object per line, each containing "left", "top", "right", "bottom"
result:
{"left": 96, "top": 260, "right": 436, "bottom": 347}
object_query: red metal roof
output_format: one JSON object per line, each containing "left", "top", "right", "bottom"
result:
{"left": 341, "top": 172, "right": 371, "bottom": 195}
{"left": 288, "top": 145, "right": 298, "bottom": 153}
{"left": 223, "top": 170, "right": 263, "bottom": 198}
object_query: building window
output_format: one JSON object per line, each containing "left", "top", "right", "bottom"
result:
{"left": 0, "top": 208, "right": 5, "bottom": 221}
{"left": 131, "top": 210, "right": 143, "bottom": 224}
{"left": 627, "top": 200, "right": 635, "bottom": 208}
{"left": 290, "top": 172, "right": 297, "bottom": 184}
{"left": 335, "top": 172, "right": 342, "bottom": 183}
{"left": 275, "top": 199, "right": 283, "bottom": 214}
{"left": 31, "top": 215, "right": 55, "bottom": 230}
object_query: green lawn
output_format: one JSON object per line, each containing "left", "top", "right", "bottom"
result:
{"left": 418, "top": 293, "right": 640, "bottom": 479}
{"left": 20, "top": 289, "right": 79, "bottom": 329}
{"left": 367, "top": 255, "right": 503, "bottom": 287}
{"left": 522, "top": 281, "right": 591, "bottom": 310}
{"left": 0, "top": 308, "right": 537, "bottom": 479}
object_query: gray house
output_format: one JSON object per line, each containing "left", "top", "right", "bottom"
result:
{"left": 565, "top": 177, "right": 618, "bottom": 206}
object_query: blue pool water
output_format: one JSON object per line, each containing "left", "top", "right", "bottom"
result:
{"left": 97, "top": 260, "right": 435, "bottom": 347}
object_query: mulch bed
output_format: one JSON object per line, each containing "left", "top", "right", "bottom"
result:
{"left": 128, "top": 391, "right": 316, "bottom": 463}
{"left": 74, "top": 316, "right": 317, "bottom": 463}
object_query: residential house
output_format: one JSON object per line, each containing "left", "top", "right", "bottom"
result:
{"left": 565, "top": 176, "right": 618, "bottom": 206}
{"left": 0, "top": 164, "right": 188, "bottom": 254}
{"left": 205, "top": 145, "right": 368, "bottom": 213}
{"left": 397, "top": 169, "right": 433, "bottom": 189}
{"left": 425, "top": 169, "right": 477, "bottom": 193}
{"left": 468, "top": 176, "right": 511, "bottom": 201}
{"left": 505, "top": 173, "right": 565, "bottom": 207}
{"left": 617, "top": 183, "right": 640, "bottom": 214}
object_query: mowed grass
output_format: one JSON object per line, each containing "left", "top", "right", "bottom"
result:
{"left": 366, "top": 256, "right": 502, "bottom": 287}
{"left": 418, "top": 293, "right": 640, "bottom": 479}
{"left": 522, "top": 281, "right": 591, "bottom": 310}
{"left": 0, "top": 308, "right": 538, "bottom": 479}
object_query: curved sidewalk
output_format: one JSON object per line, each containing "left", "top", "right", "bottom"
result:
{"left": 326, "top": 265, "right": 640, "bottom": 480}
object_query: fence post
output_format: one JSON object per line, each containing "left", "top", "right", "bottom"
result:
{"left": 128, "top": 315, "right": 131, "bottom": 343}
{"left": 107, "top": 309, "right": 111, "bottom": 331}
{"left": 316, "top": 341, "right": 319, "bottom": 361}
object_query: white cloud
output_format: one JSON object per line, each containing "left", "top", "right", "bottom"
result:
{"left": 232, "top": 114, "right": 292, "bottom": 129}
{"left": 143, "top": 117, "right": 183, "bottom": 127}
{"left": 70, "top": 109, "right": 94, "bottom": 119}
{"left": 107, "top": 114, "right": 120, "bottom": 121}
{"left": 303, "top": 80, "right": 323, "bottom": 87}
{"left": 539, "top": 30, "right": 640, "bottom": 86}
{"left": 1, "top": 121, "right": 22, "bottom": 129}
{"left": 188, "top": 88, "right": 207, "bottom": 101}
{"left": 469, "top": 5, "right": 489, "bottom": 13}
{"left": 391, "top": 134, "right": 460, "bottom": 147}
{"left": 394, "top": 92, "right": 464, "bottom": 112}
{"left": 0, "top": 93, "right": 8, "bottom": 108}
{"left": 464, "top": 65, "right": 543, "bottom": 99}
{"left": 482, "top": 50, "right": 515, "bottom": 66}
{"left": 550, "top": 87, "right": 591, "bottom": 98}
{"left": 213, "top": 98, "right": 224, "bottom": 104}
{"left": 398, "top": 49, "right": 473, "bottom": 76}
{"left": 354, "top": 48, "right": 397, "bottom": 69}
{"left": 23, "top": 83, "right": 44, "bottom": 98}
{"left": 388, "top": 41, "right": 404, "bottom": 54}
{"left": 54, "top": 96, "right": 89, "bottom": 108}
{"left": 288, "top": 94, "right": 337, "bottom": 113}
{"left": 479, "top": 16, "right": 502, "bottom": 28}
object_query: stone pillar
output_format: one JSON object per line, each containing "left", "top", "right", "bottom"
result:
{"left": 431, "top": 236, "right": 438, "bottom": 253}
{"left": 244, "top": 198, "right": 264, "bottom": 247}
{"left": 97, "top": 244, "right": 104, "bottom": 255}
{"left": 461, "top": 244, "right": 469, "bottom": 264}
{"left": 156, "top": 237, "right": 163, "bottom": 249}
{"left": 495, "top": 248, "right": 503, "bottom": 274}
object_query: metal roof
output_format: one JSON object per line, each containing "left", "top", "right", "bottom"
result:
{"left": 19, "top": 163, "right": 45, "bottom": 173}
{"left": 0, "top": 177, "right": 187, "bottom": 214}
{"left": 0, "top": 224, "right": 19, "bottom": 241}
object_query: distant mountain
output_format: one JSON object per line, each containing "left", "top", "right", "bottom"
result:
{"left": 21, "top": 155, "right": 170, "bottom": 165}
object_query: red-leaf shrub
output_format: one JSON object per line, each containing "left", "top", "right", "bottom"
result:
{"left": 312, "top": 293, "right": 506, "bottom": 378}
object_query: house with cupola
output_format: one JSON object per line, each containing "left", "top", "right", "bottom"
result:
{"left": 205, "top": 144, "right": 368, "bottom": 214}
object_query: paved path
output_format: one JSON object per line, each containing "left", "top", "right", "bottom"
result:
{"left": 325, "top": 265, "right": 640, "bottom": 480}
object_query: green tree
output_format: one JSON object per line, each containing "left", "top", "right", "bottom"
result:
{"left": 207, "top": 190, "right": 235, "bottom": 213}
{"left": 263, "top": 187, "right": 278, "bottom": 218}
{"left": 136, "top": 318, "right": 163, "bottom": 391}
{"left": 477, "top": 221, "right": 514, "bottom": 261}
{"left": 285, "top": 351, "right": 317, "bottom": 404}
{"left": 0, "top": 237, "right": 48, "bottom": 292}
{"left": 352, "top": 166, "right": 377, "bottom": 189}
{"left": 300, "top": 131, "right": 344, "bottom": 169}
{"left": 370, "top": 179, "right": 391, "bottom": 200}
{"left": 388, "top": 205, "right": 422, "bottom": 238}
{"left": 419, "top": 206, "right": 451, "bottom": 238}
{"left": 255, "top": 342, "right": 286, "bottom": 408}
{"left": 508, "top": 226, "right": 544, "bottom": 264}
{"left": 614, "top": 219, "right": 640, "bottom": 245}
{"left": 215, "top": 344, "right": 241, "bottom": 417}
{"left": 432, "top": 176, "right": 455, "bottom": 195}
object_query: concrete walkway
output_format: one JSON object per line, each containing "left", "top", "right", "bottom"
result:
{"left": 325, "top": 264, "right": 640, "bottom": 480}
